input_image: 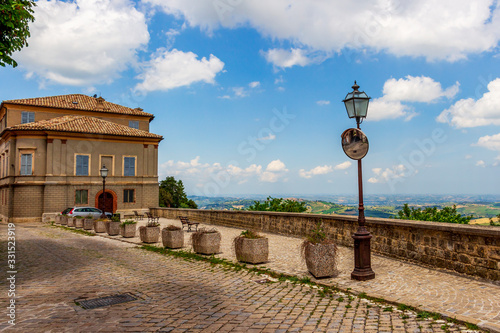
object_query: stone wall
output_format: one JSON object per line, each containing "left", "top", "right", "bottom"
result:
{"left": 151, "top": 208, "right": 500, "bottom": 282}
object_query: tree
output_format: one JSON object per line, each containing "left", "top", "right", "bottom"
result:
{"left": 1, "top": 0, "right": 36, "bottom": 68}
{"left": 396, "top": 203, "right": 472, "bottom": 224}
{"left": 248, "top": 196, "right": 307, "bottom": 213}
{"left": 158, "top": 176, "right": 198, "bottom": 209}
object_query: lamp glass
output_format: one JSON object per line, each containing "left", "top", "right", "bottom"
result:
{"left": 100, "top": 165, "right": 108, "bottom": 178}
{"left": 343, "top": 91, "right": 370, "bottom": 119}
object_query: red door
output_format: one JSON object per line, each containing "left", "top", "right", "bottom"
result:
{"left": 98, "top": 192, "right": 113, "bottom": 213}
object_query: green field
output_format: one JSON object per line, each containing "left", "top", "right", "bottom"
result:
{"left": 192, "top": 196, "right": 500, "bottom": 221}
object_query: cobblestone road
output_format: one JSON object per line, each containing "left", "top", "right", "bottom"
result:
{"left": 0, "top": 223, "right": 485, "bottom": 332}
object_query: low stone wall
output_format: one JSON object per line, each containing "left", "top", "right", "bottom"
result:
{"left": 151, "top": 207, "right": 500, "bottom": 282}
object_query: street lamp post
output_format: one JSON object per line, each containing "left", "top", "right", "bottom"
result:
{"left": 342, "top": 81, "right": 375, "bottom": 281}
{"left": 100, "top": 165, "right": 108, "bottom": 219}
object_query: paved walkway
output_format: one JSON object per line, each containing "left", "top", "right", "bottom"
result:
{"left": 0, "top": 220, "right": 497, "bottom": 332}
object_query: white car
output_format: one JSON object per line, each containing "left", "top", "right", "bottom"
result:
{"left": 62, "top": 207, "right": 112, "bottom": 219}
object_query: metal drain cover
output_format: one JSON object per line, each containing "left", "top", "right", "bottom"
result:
{"left": 76, "top": 293, "right": 137, "bottom": 309}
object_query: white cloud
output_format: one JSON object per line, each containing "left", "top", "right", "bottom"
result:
{"left": 274, "top": 76, "right": 284, "bottom": 85}
{"left": 144, "top": 0, "right": 500, "bottom": 62}
{"left": 369, "top": 76, "right": 458, "bottom": 121}
{"left": 134, "top": 49, "right": 224, "bottom": 93}
{"left": 383, "top": 76, "right": 459, "bottom": 102}
{"left": 334, "top": 161, "right": 352, "bottom": 170}
{"left": 262, "top": 48, "right": 311, "bottom": 68}
{"left": 16, "top": 0, "right": 149, "bottom": 86}
{"left": 476, "top": 160, "right": 486, "bottom": 167}
{"left": 476, "top": 133, "right": 500, "bottom": 151}
{"left": 265, "top": 159, "right": 287, "bottom": 172}
{"left": 316, "top": 100, "right": 330, "bottom": 106}
{"left": 437, "top": 78, "right": 500, "bottom": 128}
{"left": 249, "top": 81, "right": 260, "bottom": 88}
{"left": 299, "top": 161, "right": 351, "bottom": 178}
{"left": 299, "top": 165, "right": 333, "bottom": 179}
{"left": 257, "top": 134, "right": 276, "bottom": 141}
{"left": 159, "top": 157, "right": 288, "bottom": 185}
{"left": 465, "top": 154, "right": 472, "bottom": 159}
{"left": 368, "top": 165, "right": 407, "bottom": 184}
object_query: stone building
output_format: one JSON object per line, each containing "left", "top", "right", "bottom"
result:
{"left": 0, "top": 94, "right": 163, "bottom": 222}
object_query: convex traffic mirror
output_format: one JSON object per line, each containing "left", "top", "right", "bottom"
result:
{"left": 341, "top": 128, "right": 369, "bottom": 160}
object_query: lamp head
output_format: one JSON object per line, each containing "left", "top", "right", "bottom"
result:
{"left": 342, "top": 81, "right": 370, "bottom": 120}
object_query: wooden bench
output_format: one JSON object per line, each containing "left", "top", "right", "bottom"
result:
{"left": 146, "top": 212, "right": 159, "bottom": 224}
{"left": 179, "top": 216, "right": 199, "bottom": 232}
{"left": 133, "top": 210, "right": 144, "bottom": 221}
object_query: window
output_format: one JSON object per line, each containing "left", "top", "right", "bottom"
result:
{"left": 21, "top": 111, "right": 35, "bottom": 124}
{"left": 123, "top": 189, "right": 135, "bottom": 203}
{"left": 123, "top": 157, "right": 135, "bottom": 176}
{"left": 75, "top": 155, "right": 89, "bottom": 176}
{"left": 75, "top": 190, "right": 88, "bottom": 204}
{"left": 129, "top": 120, "right": 139, "bottom": 129}
{"left": 20, "top": 154, "right": 32, "bottom": 175}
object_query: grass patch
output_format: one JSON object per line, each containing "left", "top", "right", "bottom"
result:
{"left": 50, "top": 223, "right": 95, "bottom": 237}
{"left": 465, "top": 323, "right": 479, "bottom": 330}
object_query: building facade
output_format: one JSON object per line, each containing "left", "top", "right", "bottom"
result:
{"left": 0, "top": 94, "right": 163, "bottom": 222}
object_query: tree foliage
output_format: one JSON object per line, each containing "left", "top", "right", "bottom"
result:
{"left": 248, "top": 196, "right": 307, "bottom": 213}
{"left": 159, "top": 176, "right": 197, "bottom": 209}
{"left": 396, "top": 203, "right": 472, "bottom": 224}
{"left": 0, "top": 0, "right": 36, "bottom": 67}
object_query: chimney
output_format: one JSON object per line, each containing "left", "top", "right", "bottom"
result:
{"left": 95, "top": 97, "right": 105, "bottom": 111}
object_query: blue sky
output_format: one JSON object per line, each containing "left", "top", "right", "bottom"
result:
{"left": 2, "top": 0, "right": 500, "bottom": 196}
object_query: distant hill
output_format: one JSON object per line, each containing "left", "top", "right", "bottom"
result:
{"left": 189, "top": 195, "right": 500, "bottom": 220}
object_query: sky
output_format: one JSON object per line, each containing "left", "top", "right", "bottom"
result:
{"left": 2, "top": 0, "right": 500, "bottom": 197}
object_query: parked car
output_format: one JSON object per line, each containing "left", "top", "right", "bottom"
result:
{"left": 62, "top": 207, "right": 112, "bottom": 219}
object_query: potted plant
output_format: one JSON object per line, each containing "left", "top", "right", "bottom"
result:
{"left": 301, "top": 222, "right": 338, "bottom": 278}
{"left": 67, "top": 216, "right": 76, "bottom": 227}
{"left": 191, "top": 228, "right": 221, "bottom": 255}
{"left": 74, "top": 216, "right": 84, "bottom": 228}
{"left": 234, "top": 230, "right": 268, "bottom": 264}
{"left": 93, "top": 218, "right": 107, "bottom": 233}
{"left": 83, "top": 215, "right": 94, "bottom": 230}
{"left": 162, "top": 225, "right": 184, "bottom": 249}
{"left": 120, "top": 220, "right": 137, "bottom": 238}
{"left": 139, "top": 221, "right": 160, "bottom": 243}
{"left": 106, "top": 214, "right": 121, "bottom": 236}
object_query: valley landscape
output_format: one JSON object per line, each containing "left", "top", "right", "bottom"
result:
{"left": 191, "top": 194, "right": 500, "bottom": 225}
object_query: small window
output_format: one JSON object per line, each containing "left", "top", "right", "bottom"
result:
{"left": 76, "top": 155, "right": 89, "bottom": 176}
{"left": 21, "top": 111, "right": 35, "bottom": 124}
{"left": 123, "top": 157, "right": 135, "bottom": 176}
{"left": 129, "top": 120, "right": 139, "bottom": 129}
{"left": 123, "top": 189, "right": 135, "bottom": 203}
{"left": 20, "top": 154, "right": 32, "bottom": 175}
{"left": 75, "top": 190, "right": 88, "bottom": 204}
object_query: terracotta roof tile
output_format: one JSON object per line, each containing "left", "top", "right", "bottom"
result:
{"left": 8, "top": 115, "right": 163, "bottom": 140}
{"left": 3, "top": 94, "right": 154, "bottom": 118}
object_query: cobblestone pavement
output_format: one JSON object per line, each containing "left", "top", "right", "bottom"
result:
{"left": 95, "top": 218, "right": 499, "bottom": 332}
{"left": 0, "top": 222, "right": 487, "bottom": 332}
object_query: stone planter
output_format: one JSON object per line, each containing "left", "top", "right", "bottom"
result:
{"left": 83, "top": 219, "right": 94, "bottom": 230}
{"left": 120, "top": 224, "right": 137, "bottom": 238}
{"left": 192, "top": 231, "right": 221, "bottom": 255}
{"left": 93, "top": 220, "right": 107, "bottom": 233}
{"left": 304, "top": 242, "right": 338, "bottom": 278}
{"left": 162, "top": 228, "right": 184, "bottom": 249}
{"left": 55, "top": 215, "right": 63, "bottom": 224}
{"left": 234, "top": 237, "right": 268, "bottom": 264}
{"left": 67, "top": 217, "right": 76, "bottom": 227}
{"left": 60, "top": 215, "right": 68, "bottom": 225}
{"left": 106, "top": 221, "right": 121, "bottom": 236}
{"left": 74, "top": 218, "right": 84, "bottom": 228}
{"left": 139, "top": 226, "right": 160, "bottom": 243}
